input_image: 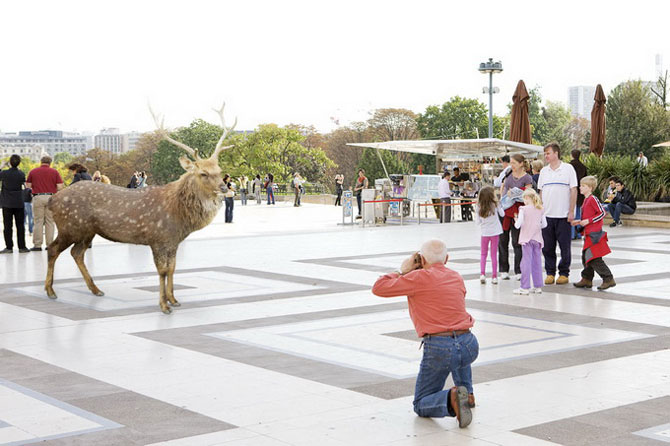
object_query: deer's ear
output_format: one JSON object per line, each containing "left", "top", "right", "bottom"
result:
{"left": 179, "top": 156, "right": 195, "bottom": 172}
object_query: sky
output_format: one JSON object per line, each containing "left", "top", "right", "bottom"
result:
{"left": 1, "top": 0, "right": 668, "bottom": 135}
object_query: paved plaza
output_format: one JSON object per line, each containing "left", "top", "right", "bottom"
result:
{"left": 1, "top": 201, "right": 670, "bottom": 446}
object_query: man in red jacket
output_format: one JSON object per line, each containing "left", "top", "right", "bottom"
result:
{"left": 572, "top": 176, "right": 616, "bottom": 290}
{"left": 372, "top": 239, "right": 476, "bottom": 428}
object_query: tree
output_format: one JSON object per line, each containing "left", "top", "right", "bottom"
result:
{"left": 357, "top": 146, "right": 409, "bottom": 184}
{"left": 53, "top": 152, "right": 73, "bottom": 165}
{"left": 565, "top": 117, "right": 591, "bottom": 152}
{"left": 151, "top": 119, "right": 223, "bottom": 184}
{"left": 220, "top": 124, "right": 335, "bottom": 184}
{"left": 542, "top": 101, "right": 573, "bottom": 151}
{"left": 605, "top": 80, "right": 670, "bottom": 159}
{"left": 322, "top": 124, "right": 368, "bottom": 191}
{"left": 527, "top": 87, "right": 548, "bottom": 144}
{"left": 417, "top": 96, "right": 504, "bottom": 140}
{"left": 651, "top": 70, "right": 669, "bottom": 109}
{"left": 366, "top": 108, "right": 434, "bottom": 175}
{"left": 367, "top": 108, "right": 419, "bottom": 141}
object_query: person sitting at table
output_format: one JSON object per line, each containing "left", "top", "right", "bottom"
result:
{"left": 451, "top": 167, "right": 470, "bottom": 183}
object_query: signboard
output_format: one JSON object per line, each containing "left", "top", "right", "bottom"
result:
{"left": 343, "top": 190, "right": 353, "bottom": 217}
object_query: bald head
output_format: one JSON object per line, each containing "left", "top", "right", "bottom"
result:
{"left": 420, "top": 239, "right": 449, "bottom": 265}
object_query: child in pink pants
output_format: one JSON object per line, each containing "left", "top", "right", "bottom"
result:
{"left": 475, "top": 187, "right": 504, "bottom": 284}
{"left": 513, "top": 189, "right": 547, "bottom": 294}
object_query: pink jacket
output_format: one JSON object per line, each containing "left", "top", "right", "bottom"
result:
{"left": 515, "top": 205, "right": 547, "bottom": 246}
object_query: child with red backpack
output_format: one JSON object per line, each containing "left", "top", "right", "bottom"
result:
{"left": 572, "top": 176, "right": 616, "bottom": 290}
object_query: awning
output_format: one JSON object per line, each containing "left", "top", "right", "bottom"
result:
{"left": 347, "top": 138, "right": 543, "bottom": 161}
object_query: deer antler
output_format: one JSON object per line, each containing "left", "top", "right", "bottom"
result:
{"left": 148, "top": 103, "right": 199, "bottom": 159}
{"left": 210, "top": 102, "right": 238, "bottom": 159}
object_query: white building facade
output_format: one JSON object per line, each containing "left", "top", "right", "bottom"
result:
{"left": 94, "top": 128, "right": 128, "bottom": 154}
{"left": 568, "top": 86, "right": 596, "bottom": 120}
{"left": 0, "top": 131, "right": 88, "bottom": 158}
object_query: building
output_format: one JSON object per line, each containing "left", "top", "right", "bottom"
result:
{"left": 0, "top": 143, "right": 43, "bottom": 161}
{"left": 568, "top": 86, "right": 596, "bottom": 120}
{"left": 126, "top": 131, "right": 143, "bottom": 152}
{"left": 94, "top": 128, "right": 128, "bottom": 154}
{"left": 0, "top": 130, "right": 88, "bottom": 158}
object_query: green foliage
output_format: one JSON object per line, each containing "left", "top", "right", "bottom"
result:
{"left": 53, "top": 152, "right": 74, "bottom": 165}
{"left": 582, "top": 153, "right": 670, "bottom": 201}
{"left": 357, "top": 147, "right": 409, "bottom": 185}
{"left": 2, "top": 156, "right": 73, "bottom": 185}
{"left": 605, "top": 80, "right": 670, "bottom": 159}
{"left": 543, "top": 101, "right": 573, "bottom": 151}
{"left": 648, "top": 154, "right": 670, "bottom": 199}
{"left": 527, "top": 87, "right": 548, "bottom": 144}
{"left": 222, "top": 124, "right": 335, "bottom": 183}
{"left": 152, "top": 119, "right": 222, "bottom": 184}
{"left": 416, "top": 96, "right": 504, "bottom": 140}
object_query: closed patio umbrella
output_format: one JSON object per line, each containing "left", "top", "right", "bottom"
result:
{"left": 590, "top": 84, "right": 607, "bottom": 157}
{"left": 509, "top": 80, "right": 532, "bottom": 144}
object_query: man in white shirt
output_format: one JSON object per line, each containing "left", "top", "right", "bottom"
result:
{"left": 438, "top": 171, "right": 452, "bottom": 223}
{"left": 493, "top": 155, "right": 511, "bottom": 188}
{"left": 637, "top": 152, "right": 648, "bottom": 168}
{"left": 537, "top": 142, "right": 578, "bottom": 285}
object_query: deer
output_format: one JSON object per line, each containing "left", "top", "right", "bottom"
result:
{"left": 45, "top": 103, "right": 237, "bottom": 314}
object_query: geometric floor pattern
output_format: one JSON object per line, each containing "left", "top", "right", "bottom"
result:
{"left": 2, "top": 203, "right": 670, "bottom": 445}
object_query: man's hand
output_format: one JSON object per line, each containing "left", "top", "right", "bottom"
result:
{"left": 567, "top": 214, "right": 574, "bottom": 223}
{"left": 399, "top": 252, "right": 422, "bottom": 275}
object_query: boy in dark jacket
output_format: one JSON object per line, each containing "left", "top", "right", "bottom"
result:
{"left": 606, "top": 179, "right": 636, "bottom": 227}
{"left": 572, "top": 176, "right": 616, "bottom": 290}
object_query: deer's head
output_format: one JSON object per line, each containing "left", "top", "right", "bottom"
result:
{"left": 151, "top": 102, "right": 238, "bottom": 195}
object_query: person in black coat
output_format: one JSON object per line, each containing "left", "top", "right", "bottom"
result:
{"left": 69, "top": 163, "right": 92, "bottom": 183}
{"left": 606, "top": 179, "right": 636, "bottom": 227}
{"left": 0, "top": 154, "right": 29, "bottom": 253}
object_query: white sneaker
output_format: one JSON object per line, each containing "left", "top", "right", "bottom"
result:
{"left": 492, "top": 277, "right": 498, "bottom": 284}
{"left": 500, "top": 272, "right": 510, "bottom": 280}
{"left": 515, "top": 274, "right": 522, "bottom": 281}
{"left": 531, "top": 288, "right": 542, "bottom": 294}
{"left": 480, "top": 275, "right": 486, "bottom": 284}
{"left": 513, "top": 288, "right": 530, "bottom": 295}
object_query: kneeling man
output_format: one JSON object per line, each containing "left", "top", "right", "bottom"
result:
{"left": 372, "top": 239, "right": 477, "bottom": 428}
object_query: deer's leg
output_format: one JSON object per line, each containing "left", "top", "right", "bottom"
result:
{"left": 45, "top": 236, "right": 74, "bottom": 298}
{"left": 151, "top": 247, "right": 171, "bottom": 314}
{"left": 166, "top": 251, "right": 180, "bottom": 307}
{"left": 71, "top": 238, "right": 104, "bottom": 296}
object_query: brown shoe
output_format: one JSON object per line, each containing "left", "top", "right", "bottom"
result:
{"left": 556, "top": 275, "right": 569, "bottom": 285}
{"left": 449, "top": 386, "right": 472, "bottom": 428}
{"left": 573, "top": 278, "right": 593, "bottom": 288}
{"left": 597, "top": 278, "right": 616, "bottom": 290}
{"left": 468, "top": 393, "right": 476, "bottom": 408}
{"left": 544, "top": 275, "right": 555, "bottom": 285}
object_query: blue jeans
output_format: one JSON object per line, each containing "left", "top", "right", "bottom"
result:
{"left": 413, "top": 332, "right": 479, "bottom": 418}
{"left": 224, "top": 197, "right": 234, "bottom": 222}
{"left": 267, "top": 188, "right": 275, "bottom": 204}
{"left": 606, "top": 202, "right": 634, "bottom": 223}
{"left": 24, "top": 202, "right": 34, "bottom": 233}
{"left": 571, "top": 206, "right": 582, "bottom": 239}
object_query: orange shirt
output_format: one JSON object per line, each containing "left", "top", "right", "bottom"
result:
{"left": 372, "top": 264, "right": 474, "bottom": 337}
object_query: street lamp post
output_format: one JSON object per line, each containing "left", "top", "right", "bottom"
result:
{"left": 479, "top": 58, "right": 503, "bottom": 138}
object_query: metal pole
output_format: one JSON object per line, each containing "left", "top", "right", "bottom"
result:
{"left": 488, "top": 72, "right": 493, "bottom": 138}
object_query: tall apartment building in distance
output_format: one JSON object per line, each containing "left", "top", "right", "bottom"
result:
{"left": 126, "top": 131, "right": 143, "bottom": 152}
{"left": 93, "top": 129, "right": 145, "bottom": 153}
{"left": 0, "top": 130, "right": 88, "bottom": 160}
{"left": 94, "top": 128, "right": 128, "bottom": 154}
{"left": 568, "top": 86, "right": 596, "bottom": 120}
